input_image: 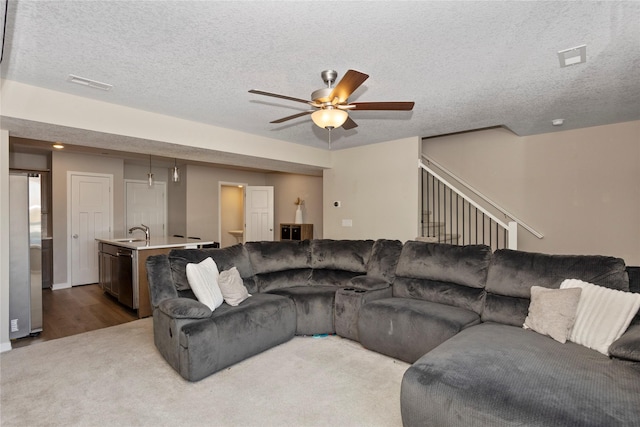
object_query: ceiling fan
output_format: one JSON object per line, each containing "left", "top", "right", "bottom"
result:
{"left": 249, "top": 69, "right": 414, "bottom": 131}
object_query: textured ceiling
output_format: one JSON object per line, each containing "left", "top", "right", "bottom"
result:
{"left": 1, "top": 1, "right": 639, "bottom": 158}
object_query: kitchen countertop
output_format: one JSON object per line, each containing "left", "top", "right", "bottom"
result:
{"left": 96, "top": 236, "right": 215, "bottom": 250}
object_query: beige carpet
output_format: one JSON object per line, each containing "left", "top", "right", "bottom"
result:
{"left": 1, "top": 318, "right": 409, "bottom": 426}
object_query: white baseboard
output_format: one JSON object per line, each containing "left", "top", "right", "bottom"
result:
{"left": 0, "top": 341, "right": 12, "bottom": 353}
{"left": 52, "top": 282, "right": 71, "bottom": 291}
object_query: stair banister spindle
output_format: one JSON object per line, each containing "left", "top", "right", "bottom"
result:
{"left": 475, "top": 209, "right": 478, "bottom": 244}
{"left": 462, "top": 197, "right": 465, "bottom": 245}
{"left": 456, "top": 193, "right": 459, "bottom": 244}
{"left": 449, "top": 188, "right": 452, "bottom": 242}
{"left": 437, "top": 179, "right": 440, "bottom": 238}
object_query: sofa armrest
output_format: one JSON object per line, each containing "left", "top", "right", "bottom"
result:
{"left": 350, "top": 276, "right": 391, "bottom": 291}
{"left": 158, "top": 298, "right": 212, "bottom": 319}
{"left": 609, "top": 323, "right": 640, "bottom": 362}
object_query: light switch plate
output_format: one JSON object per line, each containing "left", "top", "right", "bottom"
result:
{"left": 342, "top": 219, "right": 353, "bottom": 227}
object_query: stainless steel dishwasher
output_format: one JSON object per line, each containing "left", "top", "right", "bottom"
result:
{"left": 98, "top": 243, "right": 134, "bottom": 309}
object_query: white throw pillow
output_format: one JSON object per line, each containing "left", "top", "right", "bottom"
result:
{"left": 186, "top": 257, "right": 224, "bottom": 311}
{"left": 218, "top": 267, "right": 251, "bottom": 306}
{"left": 523, "top": 286, "right": 582, "bottom": 343}
{"left": 560, "top": 278, "right": 640, "bottom": 355}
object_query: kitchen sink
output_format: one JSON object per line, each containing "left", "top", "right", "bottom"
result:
{"left": 114, "top": 238, "right": 147, "bottom": 243}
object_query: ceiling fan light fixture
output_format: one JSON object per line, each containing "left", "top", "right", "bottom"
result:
{"left": 311, "top": 108, "right": 348, "bottom": 129}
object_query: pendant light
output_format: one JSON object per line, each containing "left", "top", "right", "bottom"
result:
{"left": 172, "top": 159, "right": 180, "bottom": 183}
{"left": 147, "top": 155, "right": 154, "bottom": 187}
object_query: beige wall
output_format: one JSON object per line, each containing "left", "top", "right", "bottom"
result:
{"left": 9, "top": 151, "right": 49, "bottom": 170}
{"left": 323, "top": 136, "right": 421, "bottom": 241}
{"left": 1, "top": 80, "right": 332, "bottom": 170}
{"left": 422, "top": 121, "right": 640, "bottom": 265}
{"left": 185, "top": 165, "right": 267, "bottom": 242}
{"left": 51, "top": 151, "right": 125, "bottom": 286}
{"left": 123, "top": 163, "right": 169, "bottom": 183}
{"left": 10, "top": 148, "right": 323, "bottom": 289}
{"left": 167, "top": 166, "right": 187, "bottom": 238}
{"left": 266, "top": 173, "right": 324, "bottom": 239}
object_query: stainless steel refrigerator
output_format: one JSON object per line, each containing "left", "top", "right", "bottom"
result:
{"left": 9, "top": 172, "right": 43, "bottom": 339}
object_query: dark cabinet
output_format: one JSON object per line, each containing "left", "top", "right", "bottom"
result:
{"left": 98, "top": 243, "right": 133, "bottom": 308}
{"left": 280, "top": 223, "right": 313, "bottom": 241}
{"left": 41, "top": 238, "right": 53, "bottom": 289}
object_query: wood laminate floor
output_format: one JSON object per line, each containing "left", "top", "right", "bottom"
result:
{"left": 11, "top": 284, "right": 138, "bottom": 349}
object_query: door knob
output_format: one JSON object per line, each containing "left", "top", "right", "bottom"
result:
{"left": 72, "top": 234, "right": 78, "bottom": 239}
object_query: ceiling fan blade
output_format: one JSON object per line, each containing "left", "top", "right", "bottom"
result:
{"left": 249, "top": 89, "right": 310, "bottom": 105}
{"left": 270, "top": 111, "right": 314, "bottom": 124}
{"left": 330, "top": 70, "right": 369, "bottom": 103}
{"left": 341, "top": 116, "right": 358, "bottom": 130}
{"left": 350, "top": 101, "right": 415, "bottom": 111}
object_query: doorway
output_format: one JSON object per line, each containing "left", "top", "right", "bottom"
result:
{"left": 244, "top": 186, "right": 274, "bottom": 242}
{"left": 219, "top": 183, "right": 246, "bottom": 247}
{"left": 68, "top": 172, "right": 113, "bottom": 287}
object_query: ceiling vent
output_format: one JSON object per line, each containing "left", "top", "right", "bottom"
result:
{"left": 67, "top": 74, "right": 113, "bottom": 91}
{"left": 558, "top": 45, "right": 587, "bottom": 68}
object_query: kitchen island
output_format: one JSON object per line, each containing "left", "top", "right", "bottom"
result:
{"left": 96, "top": 237, "right": 216, "bottom": 318}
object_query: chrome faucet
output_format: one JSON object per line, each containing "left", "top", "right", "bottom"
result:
{"left": 129, "top": 224, "right": 150, "bottom": 241}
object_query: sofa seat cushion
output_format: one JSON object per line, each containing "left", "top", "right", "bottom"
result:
{"left": 267, "top": 286, "right": 338, "bottom": 335}
{"left": 401, "top": 323, "right": 640, "bottom": 427}
{"left": 358, "top": 298, "right": 481, "bottom": 363}
{"left": 177, "top": 293, "right": 296, "bottom": 381}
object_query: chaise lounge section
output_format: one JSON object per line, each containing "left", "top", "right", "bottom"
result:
{"left": 145, "top": 239, "right": 640, "bottom": 425}
{"left": 400, "top": 249, "right": 640, "bottom": 426}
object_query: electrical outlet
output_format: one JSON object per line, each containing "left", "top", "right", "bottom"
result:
{"left": 342, "top": 219, "right": 353, "bottom": 227}
{"left": 10, "top": 319, "right": 18, "bottom": 332}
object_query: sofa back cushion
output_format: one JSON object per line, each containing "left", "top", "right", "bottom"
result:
{"left": 245, "top": 240, "right": 312, "bottom": 292}
{"left": 309, "top": 239, "right": 374, "bottom": 287}
{"left": 168, "top": 244, "right": 256, "bottom": 294}
{"left": 393, "top": 242, "right": 492, "bottom": 314}
{"left": 482, "top": 249, "right": 629, "bottom": 326}
{"left": 366, "top": 239, "right": 403, "bottom": 283}
{"left": 310, "top": 239, "right": 373, "bottom": 272}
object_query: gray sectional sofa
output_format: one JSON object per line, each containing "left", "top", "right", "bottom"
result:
{"left": 146, "top": 239, "right": 640, "bottom": 426}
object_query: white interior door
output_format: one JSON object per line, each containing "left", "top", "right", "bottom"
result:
{"left": 244, "top": 186, "right": 274, "bottom": 242}
{"left": 125, "top": 180, "right": 166, "bottom": 239}
{"left": 70, "top": 173, "right": 112, "bottom": 286}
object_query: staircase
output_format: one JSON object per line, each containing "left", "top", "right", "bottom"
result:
{"left": 418, "top": 210, "right": 460, "bottom": 245}
{"left": 419, "top": 156, "right": 535, "bottom": 251}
